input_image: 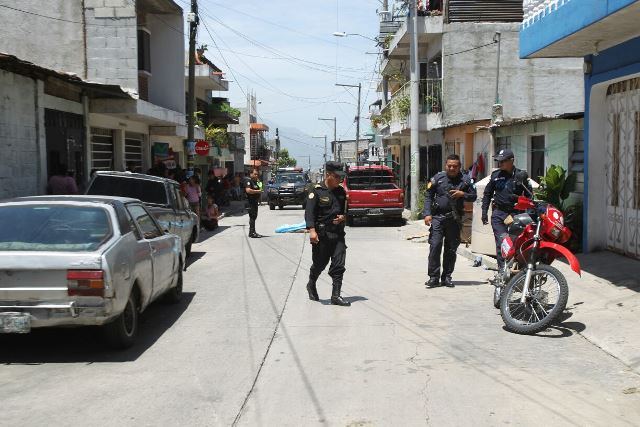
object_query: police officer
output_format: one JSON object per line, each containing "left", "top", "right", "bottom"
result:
{"left": 423, "top": 154, "right": 477, "bottom": 288}
{"left": 481, "top": 149, "right": 532, "bottom": 269}
{"left": 304, "top": 161, "right": 350, "bottom": 306}
{"left": 245, "top": 168, "right": 263, "bottom": 238}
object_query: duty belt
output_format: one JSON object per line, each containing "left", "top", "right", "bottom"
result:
{"left": 492, "top": 202, "right": 514, "bottom": 213}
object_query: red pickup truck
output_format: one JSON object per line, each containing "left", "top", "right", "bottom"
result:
{"left": 344, "top": 165, "right": 405, "bottom": 225}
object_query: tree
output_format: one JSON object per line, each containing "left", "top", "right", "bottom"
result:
{"left": 276, "top": 148, "right": 297, "bottom": 168}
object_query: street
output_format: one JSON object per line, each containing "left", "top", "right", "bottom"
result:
{"left": 1, "top": 206, "right": 639, "bottom": 426}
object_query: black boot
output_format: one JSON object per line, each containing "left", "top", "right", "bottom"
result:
{"left": 331, "top": 284, "right": 351, "bottom": 306}
{"left": 306, "top": 280, "right": 319, "bottom": 301}
{"left": 441, "top": 276, "right": 454, "bottom": 288}
{"left": 425, "top": 277, "right": 440, "bottom": 288}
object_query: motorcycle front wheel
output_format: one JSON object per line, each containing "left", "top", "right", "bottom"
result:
{"left": 500, "top": 264, "right": 568, "bottom": 334}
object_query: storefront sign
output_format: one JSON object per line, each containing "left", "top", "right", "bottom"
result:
{"left": 195, "top": 140, "right": 210, "bottom": 156}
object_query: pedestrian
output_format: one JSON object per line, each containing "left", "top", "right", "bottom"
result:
{"left": 481, "top": 149, "right": 533, "bottom": 272}
{"left": 304, "top": 161, "right": 351, "bottom": 306}
{"left": 47, "top": 164, "right": 78, "bottom": 195}
{"left": 245, "top": 168, "right": 263, "bottom": 238}
{"left": 185, "top": 175, "right": 202, "bottom": 217}
{"left": 201, "top": 195, "right": 219, "bottom": 231}
{"left": 423, "top": 154, "right": 477, "bottom": 288}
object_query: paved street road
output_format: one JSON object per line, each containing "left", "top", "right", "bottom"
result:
{"left": 1, "top": 206, "right": 639, "bottom": 426}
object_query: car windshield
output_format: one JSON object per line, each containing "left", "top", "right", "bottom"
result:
{"left": 276, "top": 174, "right": 305, "bottom": 185}
{"left": 0, "top": 205, "right": 112, "bottom": 251}
{"left": 87, "top": 175, "right": 167, "bottom": 205}
{"left": 346, "top": 169, "right": 397, "bottom": 190}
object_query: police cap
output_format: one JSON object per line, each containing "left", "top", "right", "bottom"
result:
{"left": 325, "top": 161, "right": 345, "bottom": 177}
{"left": 493, "top": 149, "right": 514, "bottom": 162}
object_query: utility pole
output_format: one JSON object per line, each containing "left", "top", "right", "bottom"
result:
{"left": 356, "top": 82, "right": 361, "bottom": 156}
{"left": 318, "top": 117, "right": 337, "bottom": 162}
{"left": 494, "top": 31, "right": 502, "bottom": 104}
{"left": 186, "top": 0, "right": 199, "bottom": 175}
{"left": 275, "top": 127, "right": 280, "bottom": 169}
{"left": 409, "top": 0, "right": 420, "bottom": 215}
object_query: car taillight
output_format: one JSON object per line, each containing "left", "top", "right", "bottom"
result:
{"left": 67, "top": 270, "right": 105, "bottom": 297}
{"left": 400, "top": 192, "right": 404, "bottom": 201}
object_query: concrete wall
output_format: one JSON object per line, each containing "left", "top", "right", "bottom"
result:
{"left": 442, "top": 23, "right": 584, "bottom": 127}
{"left": 0, "top": 71, "right": 44, "bottom": 199}
{"left": 148, "top": 13, "right": 185, "bottom": 113}
{"left": 84, "top": 0, "right": 138, "bottom": 91}
{"left": 0, "top": 0, "right": 85, "bottom": 76}
{"left": 495, "top": 118, "right": 584, "bottom": 179}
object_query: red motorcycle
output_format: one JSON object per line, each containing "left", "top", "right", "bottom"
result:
{"left": 493, "top": 191, "right": 581, "bottom": 334}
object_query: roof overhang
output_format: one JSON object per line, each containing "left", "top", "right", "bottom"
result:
{"left": 90, "top": 98, "right": 185, "bottom": 126}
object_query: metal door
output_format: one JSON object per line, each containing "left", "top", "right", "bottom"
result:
{"left": 45, "top": 109, "right": 85, "bottom": 186}
{"left": 605, "top": 78, "right": 640, "bottom": 259}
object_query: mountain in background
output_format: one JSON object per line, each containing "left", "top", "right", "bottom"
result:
{"left": 264, "top": 121, "right": 327, "bottom": 170}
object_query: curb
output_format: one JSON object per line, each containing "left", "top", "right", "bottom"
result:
{"left": 457, "top": 246, "right": 499, "bottom": 270}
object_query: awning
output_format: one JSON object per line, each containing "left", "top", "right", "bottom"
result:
{"left": 250, "top": 123, "right": 269, "bottom": 132}
{"left": 248, "top": 159, "right": 270, "bottom": 167}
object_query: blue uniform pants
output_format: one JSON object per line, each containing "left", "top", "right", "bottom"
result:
{"left": 427, "top": 215, "right": 461, "bottom": 279}
{"left": 491, "top": 209, "right": 510, "bottom": 269}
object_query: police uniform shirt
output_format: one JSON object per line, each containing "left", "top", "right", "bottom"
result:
{"left": 422, "top": 172, "right": 477, "bottom": 217}
{"left": 305, "top": 183, "right": 346, "bottom": 230}
{"left": 245, "top": 178, "right": 261, "bottom": 202}
{"left": 481, "top": 168, "right": 533, "bottom": 213}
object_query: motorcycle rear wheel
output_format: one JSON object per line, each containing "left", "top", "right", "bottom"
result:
{"left": 500, "top": 264, "right": 568, "bottom": 334}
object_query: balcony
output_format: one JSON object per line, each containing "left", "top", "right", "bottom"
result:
{"left": 375, "top": 79, "right": 443, "bottom": 137}
{"left": 209, "top": 98, "right": 240, "bottom": 125}
{"left": 520, "top": 0, "right": 640, "bottom": 58}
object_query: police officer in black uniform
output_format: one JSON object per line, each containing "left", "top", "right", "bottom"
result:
{"left": 304, "top": 161, "right": 350, "bottom": 306}
{"left": 481, "top": 149, "right": 533, "bottom": 269}
{"left": 423, "top": 154, "right": 477, "bottom": 288}
{"left": 245, "top": 168, "right": 263, "bottom": 238}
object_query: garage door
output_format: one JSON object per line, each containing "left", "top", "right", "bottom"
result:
{"left": 606, "top": 77, "right": 640, "bottom": 259}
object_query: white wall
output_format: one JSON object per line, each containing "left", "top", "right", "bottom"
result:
{"left": 148, "top": 13, "right": 185, "bottom": 113}
{"left": 0, "top": 71, "right": 44, "bottom": 199}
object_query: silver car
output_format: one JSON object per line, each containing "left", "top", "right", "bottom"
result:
{"left": 0, "top": 196, "right": 184, "bottom": 349}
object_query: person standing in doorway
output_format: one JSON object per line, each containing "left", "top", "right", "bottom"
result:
{"left": 245, "top": 168, "right": 263, "bottom": 238}
{"left": 423, "top": 154, "right": 477, "bottom": 288}
{"left": 47, "top": 164, "right": 78, "bottom": 195}
{"left": 305, "top": 161, "right": 350, "bottom": 306}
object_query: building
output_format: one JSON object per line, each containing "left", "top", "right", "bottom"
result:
{"left": 0, "top": 53, "right": 132, "bottom": 199}
{"left": 0, "top": 0, "right": 185, "bottom": 188}
{"left": 228, "top": 93, "right": 271, "bottom": 171}
{"left": 373, "top": 0, "right": 584, "bottom": 193}
{"left": 520, "top": 0, "right": 640, "bottom": 259}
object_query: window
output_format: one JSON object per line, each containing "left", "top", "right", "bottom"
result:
{"left": 91, "top": 127, "right": 114, "bottom": 171}
{"left": 87, "top": 175, "right": 168, "bottom": 206}
{"left": 531, "top": 135, "right": 546, "bottom": 180}
{"left": 569, "top": 130, "right": 585, "bottom": 194}
{"left": 496, "top": 136, "right": 511, "bottom": 153}
{"left": 125, "top": 132, "right": 144, "bottom": 173}
{"left": 137, "top": 29, "right": 151, "bottom": 73}
{"left": 126, "top": 204, "right": 162, "bottom": 240}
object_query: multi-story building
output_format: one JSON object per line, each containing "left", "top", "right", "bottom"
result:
{"left": 0, "top": 0, "right": 185, "bottom": 190}
{"left": 520, "top": 0, "right": 640, "bottom": 259}
{"left": 373, "top": 0, "right": 583, "bottom": 192}
{"left": 228, "top": 93, "right": 271, "bottom": 172}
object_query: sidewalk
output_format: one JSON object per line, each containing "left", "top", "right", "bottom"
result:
{"left": 459, "top": 246, "right": 640, "bottom": 374}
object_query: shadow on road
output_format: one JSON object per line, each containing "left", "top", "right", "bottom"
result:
{"left": 0, "top": 292, "right": 196, "bottom": 364}
{"left": 319, "top": 295, "right": 368, "bottom": 305}
{"left": 197, "top": 225, "right": 233, "bottom": 244}
{"left": 186, "top": 251, "right": 206, "bottom": 268}
{"left": 500, "top": 311, "right": 586, "bottom": 339}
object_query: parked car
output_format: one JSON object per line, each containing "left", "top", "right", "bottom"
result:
{"left": 344, "top": 165, "right": 405, "bottom": 225}
{"left": 267, "top": 172, "right": 313, "bottom": 210}
{"left": 0, "top": 196, "right": 184, "bottom": 348}
{"left": 86, "top": 172, "right": 199, "bottom": 256}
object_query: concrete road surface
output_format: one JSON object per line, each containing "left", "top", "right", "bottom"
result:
{"left": 1, "top": 205, "right": 639, "bottom": 426}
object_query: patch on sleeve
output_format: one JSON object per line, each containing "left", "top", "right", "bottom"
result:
{"left": 308, "top": 192, "right": 315, "bottom": 199}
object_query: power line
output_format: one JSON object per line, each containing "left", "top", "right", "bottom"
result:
{"left": 444, "top": 41, "right": 498, "bottom": 57}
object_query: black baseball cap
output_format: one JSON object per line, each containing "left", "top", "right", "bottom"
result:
{"left": 493, "top": 149, "right": 514, "bottom": 162}
{"left": 325, "top": 161, "right": 345, "bottom": 177}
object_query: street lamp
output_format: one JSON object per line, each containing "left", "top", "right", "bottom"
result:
{"left": 318, "top": 117, "right": 337, "bottom": 161}
{"left": 312, "top": 136, "right": 328, "bottom": 175}
{"left": 332, "top": 31, "right": 379, "bottom": 43}
{"left": 335, "top": 83, "right": 362, "bottom": 160}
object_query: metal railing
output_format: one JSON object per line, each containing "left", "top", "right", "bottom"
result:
{"left": 522, "top": 0, "right": 573, "bottom": 28}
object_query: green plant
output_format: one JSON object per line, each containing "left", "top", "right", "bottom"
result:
{"left": 205, "top": 126, "right": 229, "bottom": 153}
{"left": 194, "top": 111, "right": 205, "bottom": 128}
{"left": 394, "top": 94, "right": 411, "bottom": 119}
{"left": 535, "top": 165, "right": 577, "bottom": 211}
{"left": 276, "top": 148, "right": 297, "bottom": 168}
{"left": 220, "top": 103, "right": 241, "bottom": 119}
{"left": 414, "top": 182, "right": 428, "bottom": 220}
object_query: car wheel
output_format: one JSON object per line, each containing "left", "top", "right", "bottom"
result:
{"left": 104, "top": 290, "right": 139, "bottom": 349}
{"left": 165, "top": 261, "right": 183, "bottom": 304}
{"left": 269, "top": 203, "right": 275, "bottom": 210}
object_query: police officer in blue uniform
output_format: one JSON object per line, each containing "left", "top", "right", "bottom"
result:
{"left": 304, "top": 161, "right": 351, "bottom": 306}
{"left": 245, "top": 168, "right": 263, "bottom": 238}
{"left": 481, "top": 149, "right": 533, "bottom": 269}
{"left": 423, "top": 154, "right": 477, "bottom": 288}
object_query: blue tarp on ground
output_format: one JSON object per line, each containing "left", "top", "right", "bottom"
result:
{"left": 275, "top": 222, "right": 307, "bottom": 233}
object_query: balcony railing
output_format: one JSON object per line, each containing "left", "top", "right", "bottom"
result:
{"left": 374, "top": 79, "right": 442, "bottom": 131}
{"left": 522, "top": 0, "right": 573, "bottom": 28}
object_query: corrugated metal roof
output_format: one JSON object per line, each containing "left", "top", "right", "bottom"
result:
{"left": 448, "top": 0, "right": 523, "bottom": 23}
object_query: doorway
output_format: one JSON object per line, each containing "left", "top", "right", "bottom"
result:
{"left": 45, "top": 109, "right": 85, "bottom": 188}
{"left": 530, "top": 135, "right": 545, "bottom": 180}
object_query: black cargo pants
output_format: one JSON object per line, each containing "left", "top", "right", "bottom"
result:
{"left": 309, "top": 237, "right": 346, "bottom": 286}
{"left": 247, "top": 200, "right": 258, "bottom": 234}
{"left": 427, "top": 215, "right": 461, "bottom": 280}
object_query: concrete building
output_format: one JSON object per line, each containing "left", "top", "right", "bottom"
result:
{"left": 373, "top": 0, "right": 584, "bottom": 192}
{"left": 0, "top": 0, "right": 185, "bottom": 185}
{"left": 520, "top": 0, "right": 640, "bottom": 259}
{"left": 228, "top": 93, "right": 271, "bottom": 171}
{"left": 0, "top": 53, "right": 132, "bottom": 198}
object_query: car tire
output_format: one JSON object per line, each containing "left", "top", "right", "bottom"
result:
{"left": 269, "top": 203, "right": 275, "bottom": 210}
{"left": 165, "top": 261, "right": 183, "bottom": 304}
{"left": 104, "top": 290, "right": 139, "bottom": 349}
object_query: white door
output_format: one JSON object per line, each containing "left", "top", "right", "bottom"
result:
{"left": 605, "top": 78, "right": 640, "bottom": 259}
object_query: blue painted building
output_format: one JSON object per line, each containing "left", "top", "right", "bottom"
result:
{"left": 520, "top": 0, "right": 640, "bottom": 259}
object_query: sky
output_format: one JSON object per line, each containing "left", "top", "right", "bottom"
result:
{"left": 191, "top": 0, "right": 384, "bottom": 168}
